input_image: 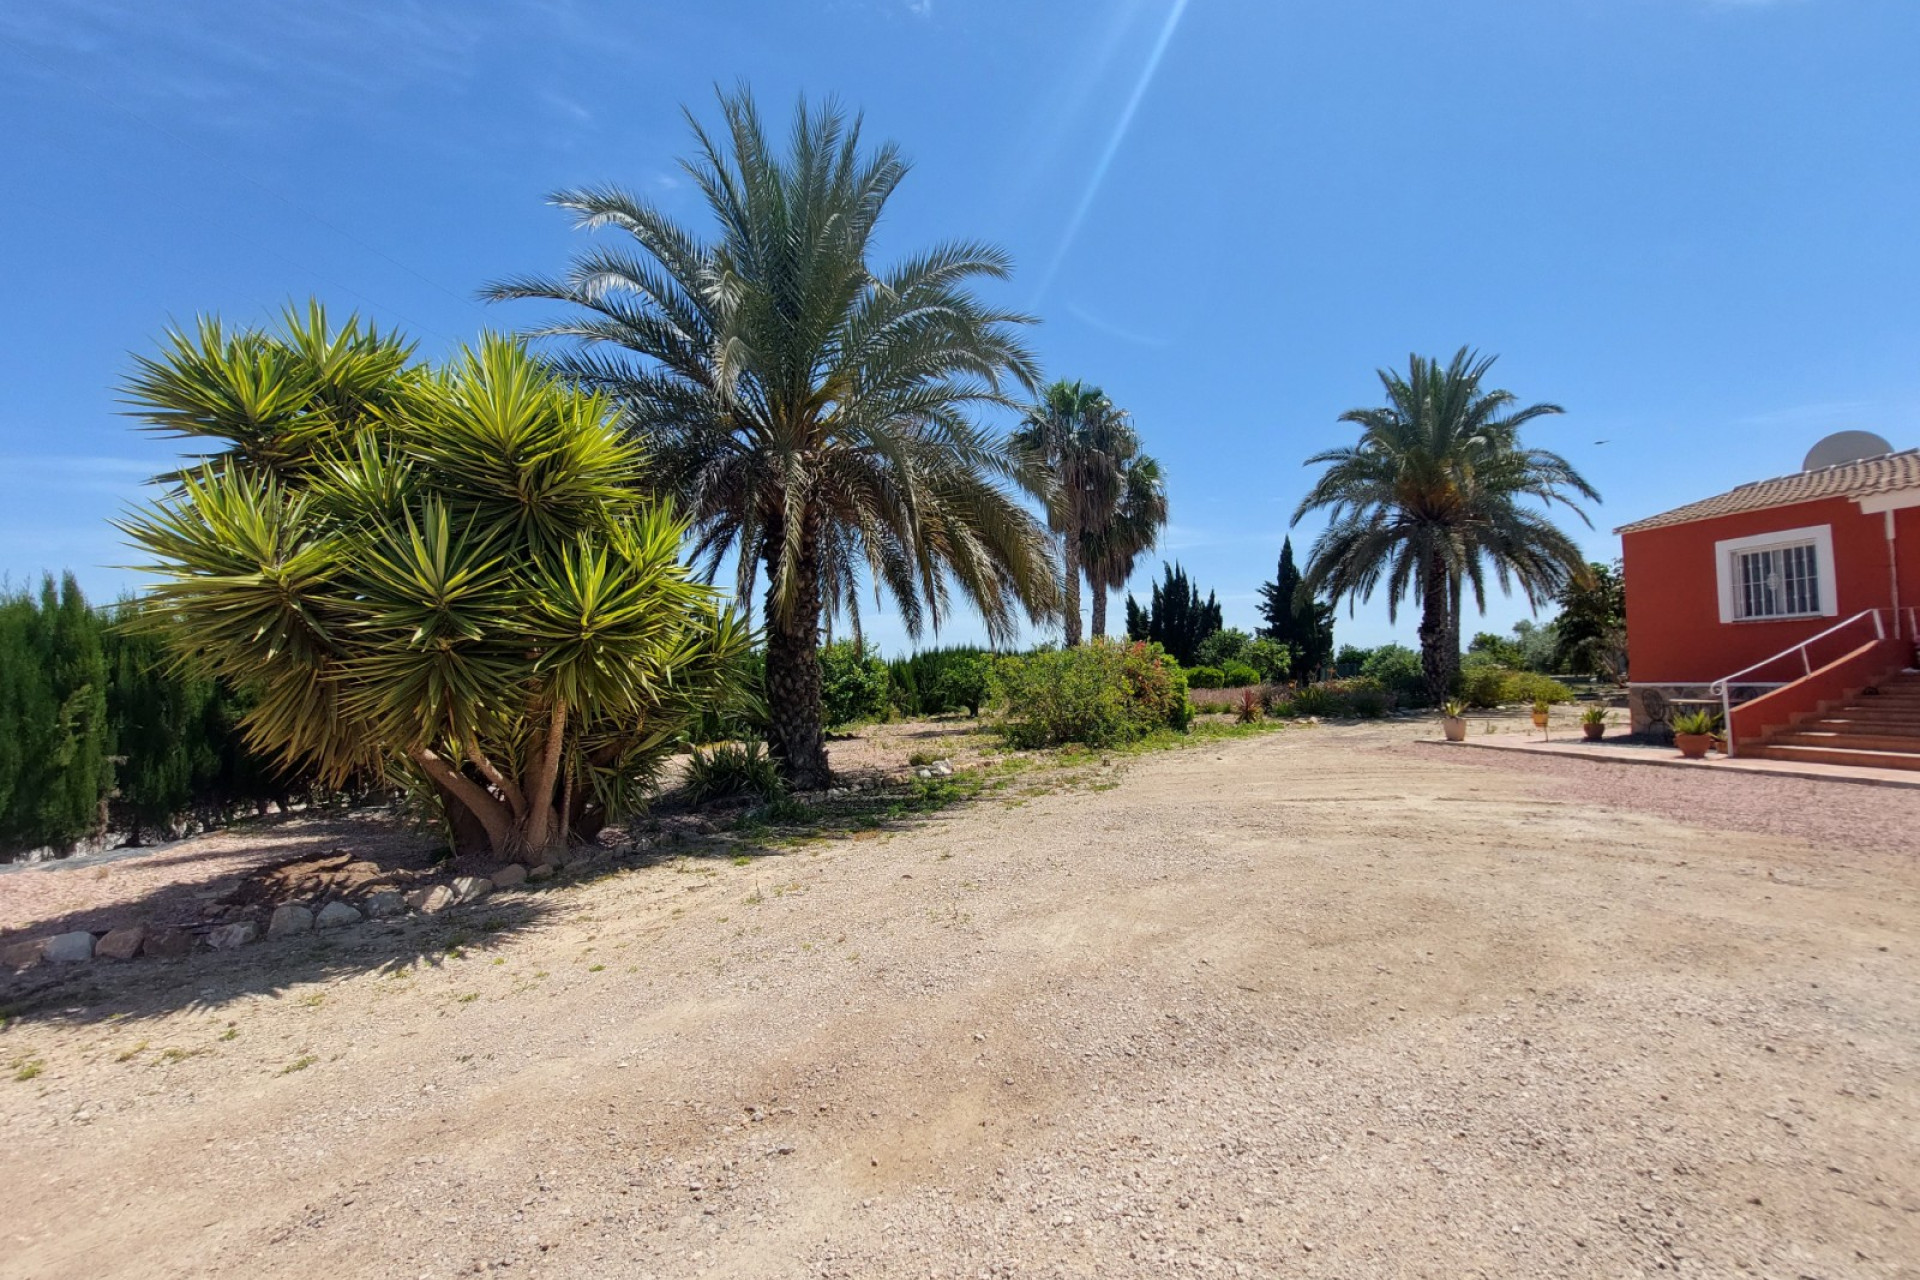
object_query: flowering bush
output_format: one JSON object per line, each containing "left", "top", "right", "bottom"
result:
{"left": 992, "top": 640, "right": 1189, "bottom": 748}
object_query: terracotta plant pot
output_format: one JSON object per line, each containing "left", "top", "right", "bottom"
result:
{"left": 1531, "top": 711, "right": 1550, "bottom": 730}
{"left": 1442, "top": 716, "right": 1467, "bottom": 742}
{"left": 1674, "top": 732, "right": 1713, "bottom": 759}
{"left": 1582, "top": 722, "right": 1605, "bottom": 741}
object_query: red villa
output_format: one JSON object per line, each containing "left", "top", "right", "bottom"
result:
{"left": 1616, "top": 432, "right": 1920, "bottom": 769}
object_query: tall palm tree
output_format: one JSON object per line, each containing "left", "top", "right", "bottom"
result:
{"left": 1293, "top": 348, "right": 1598, "bottom": 704}
{"left": 1012, "top": 381, "right": 1146, "bottom": 645}
{"left": 1082, "top": 452, "right": 1168, "bottom": 639}
{"left": 484, "top": 90, "right": 1058, "bottom": 789}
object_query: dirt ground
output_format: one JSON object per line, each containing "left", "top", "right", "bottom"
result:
{"left": 3, "top": 719, "right": 1917, "bottom": 1279}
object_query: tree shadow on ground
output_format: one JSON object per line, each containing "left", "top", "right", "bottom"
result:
{"left": 0, "top": 776, "right": 989, "bottom": 1031}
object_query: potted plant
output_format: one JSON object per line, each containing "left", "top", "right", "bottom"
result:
{"left": 1580, "top": 705, "right": 1608, "bottom": 741}
{"left": 1671, "top": 708, "right": 1718, "bottom": 759}
{"left": 1440, "top": 698, "right": 1468, "bottom": 742}
{"left": 1531, "top": 697, "right": 1551, "bottom": 731}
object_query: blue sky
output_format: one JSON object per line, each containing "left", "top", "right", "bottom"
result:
{"left": 3, "top": 0, "right": 1917, "bottom": 654}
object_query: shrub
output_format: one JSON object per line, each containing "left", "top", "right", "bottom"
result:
{"left": 1290, "top": 684, "right": 1338, "bottom": 717}
{"left": 1348, "top": 683, "right": 1389, "bottom": 718}
{"left": 1459, "top": 660, "right": 1510, "bottom": 709}
{"left": 1502, "top": 671, "right": 1575, "bottom": 706}
{"left": 684, "top": 741, "right": 784, "bottom": 803}
{"left": 1360, "top": 644, "right": 1425, "bottom": 703}
{"left": 1236, "top": 688, "right": 1262, "bottom": 723}
{"left": 1219, "top": 660, "right": 1261, "bottom": 688}
{"left": 932, "top": 654, "right": 991, "bottom": 717}
{"left": 820, "top": 641, "right": 890, "bottom": 727}
{"left": 1242, "top": 637, "right": 1291, "bottom": 684}
{"left": 886, "top": 646, "right": 991, "bottom": 717}
{"left": 1194, "top": 627, "right": 1251, "bottom": 671}
{"left": 1186, "top": 665, "right": 1225, "bottom": 689}
{"left": 992, "top": 640, "right": 1188, "bottom": 748}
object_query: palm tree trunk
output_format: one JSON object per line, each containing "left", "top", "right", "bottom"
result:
{"left": 1062, "top": 534, "right": 1083, "bottom": 647}
{"left": 1417, "top": 552, "right": 1452, "bottom": 707}
{"left": 764, "top": 520, "right": 832, "bottom": 790}
{"left": 1089, "top": 571, "right": 1108, "bottom": 640}
{"left": 1446, "top": 572, "right": 1464, "bottom": 696}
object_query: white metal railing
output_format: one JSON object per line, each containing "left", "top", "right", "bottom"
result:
{"left": 1711, "top": 609, "right": 1887, "bottom": 754}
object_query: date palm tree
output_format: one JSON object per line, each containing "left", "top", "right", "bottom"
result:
{"left": 484, "top": 90, "right": 1058, "bottom": 788}
{"left": 1293, "top": 348, "right": 1598, "bottom": 704}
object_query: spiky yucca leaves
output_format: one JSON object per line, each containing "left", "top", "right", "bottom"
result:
{"left": 483, "top": 89, "right": 1057, "bottom": 789}
{"left": 1293, "top": 348, "right": 1597, "bottom": 705}
{"left": 120, "top": 313, "right": 748, "bottom": 861}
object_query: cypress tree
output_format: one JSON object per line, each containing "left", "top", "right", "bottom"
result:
{"left": 1256, "top": 537, "right": 1336, "bottom": 679}
{"left": 0, "top": 575, "right": 110, "bottom": 855}
{"left": 1124, "top": 563, "right": 1222, "bottom": 666}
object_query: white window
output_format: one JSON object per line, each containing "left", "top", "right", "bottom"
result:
{"left": 1714, "top": 525, "right": 1838, "bottom": 624}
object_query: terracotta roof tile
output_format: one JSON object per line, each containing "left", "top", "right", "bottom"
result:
{"left": 1614, "top": 448, "right": 1920, "bottom": 534}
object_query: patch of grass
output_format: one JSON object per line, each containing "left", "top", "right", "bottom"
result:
{"left": 731, "top": 854, "right": 752, "bottom": 867}
{"left": 457, "top": 992, "right": 480, "bottom": 1004}
{"left": 116, "top": 1040, "right": 150, "bottom": 1063}
{"left": 14, "top": 1057, "right": 45, "bottom": 1081}
{"left": 158, "top": 1047, "right": 208, "bottom": 1064}
{"left": 299, "top": 993, "right": 325, "bottom": 1009}
{"left": 587, "top": 964, "right": 604, "bottom": 973}
{"left": 219, "top": 1026, "right": 239, "bottom": 1042}
{"left": 278, "top": 1054, "right": 317, "bottom": 1075}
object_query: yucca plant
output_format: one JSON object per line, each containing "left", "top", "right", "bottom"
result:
{"left": 119, "top": 305, "right": 750, "bottom": 862}
{"left": 682, "top": 741, "right": 784, "bottom": 805}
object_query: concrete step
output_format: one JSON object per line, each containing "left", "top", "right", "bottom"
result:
{"left": 1804, "top": 718, "right": 1920, "bottom": 737}
{"left": 1818, "top": 711, "right": 1920, "bottom": 729}
{"left": 1769, "top": 730, "right": 1920, "bottom": 753}
{"left": 1743, "top": 743, "right": 1920, "bottom": 772}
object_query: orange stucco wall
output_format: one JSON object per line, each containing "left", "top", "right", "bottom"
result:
{"left": 1621, "top": 496, "right": 1920, "bottom": 685}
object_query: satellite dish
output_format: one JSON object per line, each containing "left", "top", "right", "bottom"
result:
{"left": 1803, "top": 430, "right": 1894, "bottom": 471}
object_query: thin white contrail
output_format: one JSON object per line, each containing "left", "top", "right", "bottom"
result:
{"left": 1034, "top": 0, "right": 1192, "bottom": 303}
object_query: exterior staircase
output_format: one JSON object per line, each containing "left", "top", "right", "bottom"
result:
{"left": 1746, "top": 668, "right": 1920, "bottom": 772}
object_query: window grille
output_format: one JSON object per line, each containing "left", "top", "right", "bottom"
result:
{"left": 1733, "top": 542, "right": 1820, "bottom": 620}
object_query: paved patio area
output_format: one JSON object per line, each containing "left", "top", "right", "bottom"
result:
{"left": 1426, "top": 729, "right": 1920, "bottom": 789}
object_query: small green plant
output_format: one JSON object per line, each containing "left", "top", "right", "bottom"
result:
{"left": 1580, "top": 705, "right": 1609, "bottom": 727}
{"left": 278, "top": 1054, "right": 317, "bottom": 1075}
{"left": 1236, "top": 688, "right": 1262, "bottom": 724}
{"left": 1671, "top": 708, "right": 1719, "bottom": 736}
{"left": 14, "top": 1057, "right": 45, "bottom": 1081}
{"left": 684, "top": 741, "right": 785, "bottom": 804}
{"left": 1441, "top": 699, "right": 1467, "bottom": 718}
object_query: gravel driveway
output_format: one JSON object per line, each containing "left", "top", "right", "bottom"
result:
{"left": 3, "top": 721, "right": 1915, "bottom": 1279}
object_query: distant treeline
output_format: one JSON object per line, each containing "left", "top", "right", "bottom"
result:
{"left": 0, "top": 575, "right": 290, "bottom": 860}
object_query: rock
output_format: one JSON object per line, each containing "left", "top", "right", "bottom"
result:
{"left": 95, "top": 927, "right": 146, "bottom": 961}
{"left": 490, "top": 864, "right": 528, "bottom": 889}
{"left": 362, "top": 890, "right": 405, "bottom": 919}
{"left": 450, "top": 875, "right": 493, "bottom": 904}
{"left": 933, "top": 760, "right": 953, "bottom": 777}
{"left": 142, "top": 928, "right": 196, "bottom": 960}
{"left": 44, "top": 931, "right": 96, "bottom": 963}
{"left": 1, "top": 938, "right": 48, "bottom": 971}
{"left": 268, "top": 904, "right": 315, "bottom": 937}
{"left": 916, "top": 768, "right": 933, "bottom": 780}
{"left": 206, "top": 921, "right": 257, "bottom": 950}
{"left": 315, "top": 901, "right": 363, "bottom": 929}
{"left": 528, "top": 865, "right": 554, "bottom": 882}
{"left": 406, "top": 885, "right": 457, "bottom": 915}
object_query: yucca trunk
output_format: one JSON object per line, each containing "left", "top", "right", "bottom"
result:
{"left": 1089, "top": 575, "right": 1108, "bottom": 640}
{"left": 1062, "top": 535, "right": 1084, "bottom": 647}
{"left": 764, "top": 521, "right": 832, "bottom": 791}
